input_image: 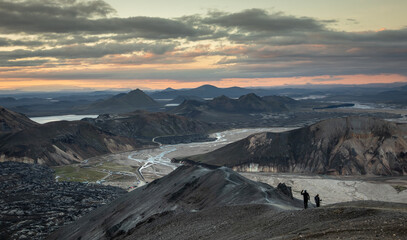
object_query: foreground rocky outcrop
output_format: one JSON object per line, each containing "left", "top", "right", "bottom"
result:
{"left": 0, "top": 120, "right": 147, "bottom": 166}
{"left": 49, "top": 165, "right": 303, "bottom": 239}
{"left": 88, "top": 201, "right": 407, "bottom": 240}
{"left": 0, "top": 162, "right": 127, "bottom": 240}
{"left": 175, "top": 116, "right": 407, "bottom": 176}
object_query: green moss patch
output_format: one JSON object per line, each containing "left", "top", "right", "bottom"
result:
{"left": 53, "top": 165, "right": 107, "bottom": 182}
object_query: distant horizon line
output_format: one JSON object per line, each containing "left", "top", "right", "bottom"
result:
{"left": 0, "top": 81, "right": 406, "bottom": 94}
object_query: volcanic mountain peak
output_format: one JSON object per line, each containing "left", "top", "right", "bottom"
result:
{"left": 128, "top": 88, "right": 145, "bottom": 95}
{"left": 209, "top": 95, "right": 232, "bottom": 103}
{"left": 84, "top": 88, "right": 159, "bottom": 114}
{"left": 163, "top": 87, "right": 175, "bottom": 91}
{"left": 0, "top": 106, "right": 38, "bottom": 134}
{"left": 238, "top": 92, "right": 262, "bottom": 101}
{"left": 195, "top": 84, "right": 219, "bottom": 90}
{"left": 115, "top": 88, "right": 156, "bottom": 103}
{"left": 49, "top": 165, "right": 302, "bottom": 239}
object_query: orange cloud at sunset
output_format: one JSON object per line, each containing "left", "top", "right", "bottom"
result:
{"left": 0, "top": 1, "right": 406, "bottom": 92}
{"left": 1, "top": 74, "right": 406, "bottom": 91}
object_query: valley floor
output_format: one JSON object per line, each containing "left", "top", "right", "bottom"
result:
{"left": 54, "top": 127, "right": 407, "bottom": 205}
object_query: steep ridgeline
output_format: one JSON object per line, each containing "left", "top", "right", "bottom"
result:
{"left": 175, "top": 117, "right": 407, "bottom": 176}
{"left": 0, "top": 120, "right": 146, "bottom": 166}
{"left": 83, "top": 111, "right": 217, "bottom": 142}
{"left": 170, "top": 93, "right": 297, "bottom": 122}
{"left": 49, "top": 165, "right": 303, "bottom": 240}
{"left": 81, "top": 89, "right": 160, "bottom": 114}
{"left": 0, "top": 106, "right": 38, "bottom": 134}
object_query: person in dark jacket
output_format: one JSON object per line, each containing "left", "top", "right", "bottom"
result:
{"left": 301, "top": 190, "right": 310, "bottom": 209}
{"left": 314, "top": 194, "right": 322, "bottom": 207}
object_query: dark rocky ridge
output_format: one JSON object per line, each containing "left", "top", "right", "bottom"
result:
{"left": 175, "top": 116, "right": 407, "bottom": 176}
{"left": 0, "top": 106, "right": 38, "bottom": 135}
{"left": 0, "top": 120, "right": 147, "bottom": 166}
{"left": 172, "top": 93, "right": 296, "bottom": 116}
{"left": 0, "top": 162, "right": 127, "bottom": 240}
{"left": 169, "top": 93, "right": 299, "bottom": 125}
{"left": 83, "top": 110, "right": 218, "bottom": 142}
{"left": 49, "top": 165, "right": 303, "bottom": 240}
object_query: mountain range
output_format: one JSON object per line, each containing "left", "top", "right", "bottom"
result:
{"left": 175, "top": 116, "right": 407, "bottom": 176}
{"left": 149, "top": 84, "right": 395, "bottom": 99}
{"left": 170, "top": 93, "right": 297, "bottom": 123}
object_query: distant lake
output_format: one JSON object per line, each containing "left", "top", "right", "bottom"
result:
{"left": 30, "top": 115, "right": 98, "bottom": 124}
{"left": 165, "top": 103, "right": 180, "bottom": 107}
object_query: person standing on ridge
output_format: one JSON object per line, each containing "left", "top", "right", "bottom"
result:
{"left": 314, "top": 194, "right": 322, "bottom": 207}
{"left": 301, "top": 190, "right": 310, "bottom": 209}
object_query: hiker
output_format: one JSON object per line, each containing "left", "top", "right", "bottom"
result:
{"left": 301, "top": 190, "right": 310, "bottom": 209}
{"left": 314, "top": 194, "right": 322, "bottom": 207}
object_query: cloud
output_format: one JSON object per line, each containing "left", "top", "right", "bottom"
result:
{"left": 0, "top": 0, "right": 201, "bottom": 38}
{"left": 312, "top": 76, "right": 345, "bottom": 82}
{"left": 0, "top": 1, "right": 406, "bottom": 84}
{"left": 204, "top": 9, "right": 327, "bottom": 33}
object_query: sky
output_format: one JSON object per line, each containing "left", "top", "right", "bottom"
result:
{"left": 0, "top": 0, "right": 406, "bottom": 91}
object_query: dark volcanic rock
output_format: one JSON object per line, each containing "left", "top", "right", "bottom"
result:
{"left": 108, "top": 201, "right": 407, "bottom": 240}
{"left": 49, "top": 165, "right": 303, "bottom": 240}
{"left": 277, "top": 183, "right": 293, "bottom": 199}
{"left": 177, "top": 116, "right": 407, "bottom": 176}
{"left": 0, "top": 162, "right": 126, "bottom": 240}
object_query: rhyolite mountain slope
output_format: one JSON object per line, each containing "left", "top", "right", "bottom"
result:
{"left": 0, "top": 106, "right": 38, "bottom": 134}
{"left": 83, "top": 111, "right": 217, "bottom": 141}
{"left": 81, "top": 89, "right": 160, "bottom": 114}
{"left": 49, "top": 165, "right": 303, "bottom": 240}
{"left": 175, "top": 116, "right": 407, "bottom": 176}
{"left": 0, "top": 120, "right": 146, "bottom": 166}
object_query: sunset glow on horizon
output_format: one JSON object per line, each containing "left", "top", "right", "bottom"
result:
{"left": 1, "top": 0, "right": 406, "bottom": 91}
